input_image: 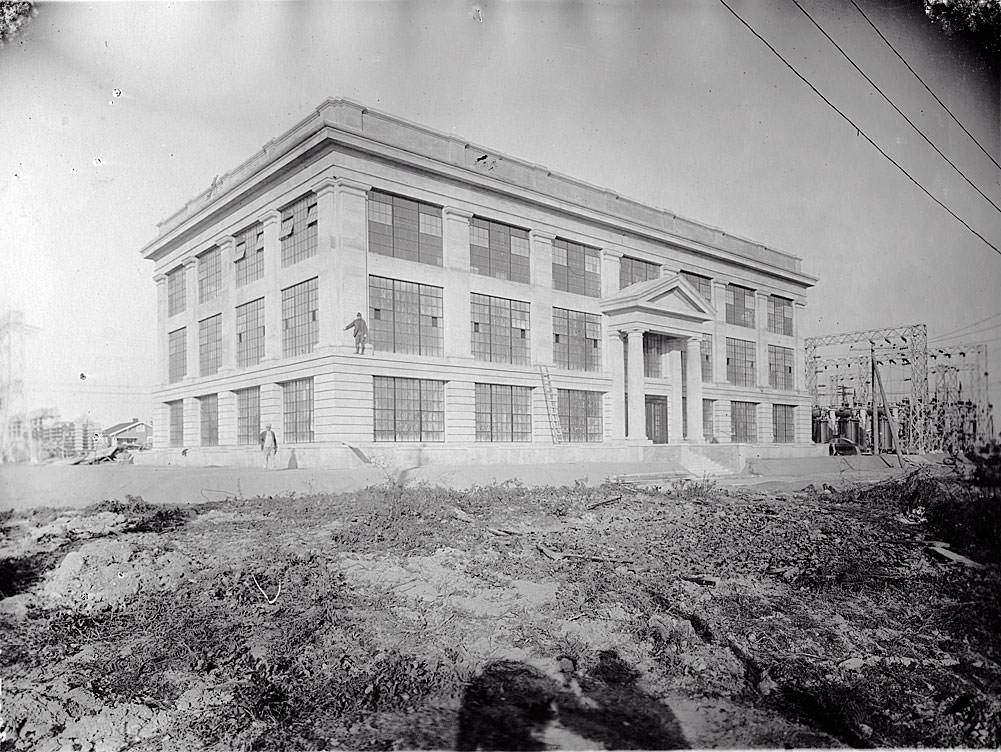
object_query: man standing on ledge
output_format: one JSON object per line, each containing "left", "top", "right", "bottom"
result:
{"left": 345, "top": 312, "right": 368, "bottom": 354}
{"left": 259, "top": 423, "right": 278, "bottom": 469}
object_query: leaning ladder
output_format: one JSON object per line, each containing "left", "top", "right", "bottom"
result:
{"left": 538, "top": 365, "right": 563, "bottom": 443}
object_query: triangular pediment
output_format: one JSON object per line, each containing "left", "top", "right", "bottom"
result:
{"left": 599, "top": 273, "right": 716, "bottom": 323}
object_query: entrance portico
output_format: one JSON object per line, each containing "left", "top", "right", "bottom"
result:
{"left": 600, "top": 274, "right": 716, "bottom": 444}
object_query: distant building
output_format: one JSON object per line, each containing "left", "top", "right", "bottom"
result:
{"left": 101, "top": 418, "right": 151, "bottom": 449}
{"left": 141, "top": 98, "right": 818, "bottom": 468}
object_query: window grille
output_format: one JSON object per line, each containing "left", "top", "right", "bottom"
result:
{"left": 369, "top": 276, "right": 443, "bottom": 356}
{"left": 471, "top": 293, "right": 530, "bottom": 364}
{"left": 280, "top": 193, "right": 318, "bottom": 267}
{"left": 469, "top": 216, "right": 530, "bottom": 283}
{"left": 725, "top": 283, "right": 755, "bottom": 327}
{"left": 556, "top": 389, "right": 603, "bottom": 442}
{"left": 768, "top": 345, "right": 795, "bottom": 390}
{"left": 236, "top": 298, "right": 265, "bottom": 367}
{"left": 167, "top": 266, "right": 185, "bottom": 316}
{"left": 168, "top": 400, "right": 184, "bottom": 447}
{"left": 373, "top": 376, "right": 445, "bottom": 442}
{"left": 236, "top": 387, "right": 260, "bottom": 445}
{"left": 282, "top": 377, "right": 314, "bottom": 443}
{"left": 726, "top": 337, "right": 756, "bottom": 386}
{"left": 552, "top": 238, "right": 600, "bottom": 297}
{"left": 680, "top": 270, "right": 713, "bottom": 303}
{"left": 199, "top": 314, "right": 222, "bottom": 376}
{"left": 475, "top": 384, "right": 532, "bottom": 442}
{"left": 234, "top": 224, "right": 265, "bottom": 287}
{"left": 553, "top": 308, "right": 601, "bottom": 371}
{"left": 731, "top": 401, "right": 757, "bottom": 442}
{"left": 197, "top": 247, "right": 221, "bottom": 303}
{"left": 767, "top": 295, "right": 794, "bottom": 335}
{"left": 199, "top": 393, "right": 218, "bottom": 446}
{"left": 282, "top": 278, "right": 319, "bottom": 358}
{"left": 368, "top": 190, "right": 442, "bottom": 266}
{"left": 168, "top": 328, "right": 186, "bottom": 383}
{"left": 619, "top": 256, "right": 659, "bottom": 289}
{"left": 773, "top": 404, "right": 795, "bottom": 442}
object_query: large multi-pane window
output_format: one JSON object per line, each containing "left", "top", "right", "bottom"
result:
{"left": 701, "top": 335, "right": 713, "bottom": 382}
{"left": 768, "top": 345, "right": 795, "bottom": 390}
{"left": 726, "top": 284, "right": 756, "bottom": 327}
{"left": 168, "top": 400, "right": 183, "bottom": 447}
{"left": 703, "top": 399, "right": 715, "bottom": 441}
{"left": 773, "top": 404, "right": 795, "bottom": 443}
{"left": 236, "top": 298, "right": 265, "bottom": 367}
{"left": 373, "top": 376, "right": 445, "bottom": 442}
{"left": 552, "top": 238, "right": 600, "bottom": 297}
{"left": 369, "top": 276, "right": 443, "bottom": 357}
{"left": 197, "top": 247, "right": 221, "bottom": 303}
{"left": 280, "top": 193, "right": 318, "bottom": 267}
{"left": 199, "top": 393, "right": 218, "bottom": 446}
{"left": 234, "top": 223, "right": 265, "bottom": 287}
{"left": 168, "top": 328, "right": 186, "bottom": 383}
{"left": 475, "top": 384, "right": 532, "bottom": 442}
{"left": 726, "top": 337, "right": 756, "bottom": 386}
{"left": 680, "top": 271, "right": 713, "bottom": 303}
{"left": 471, "top": 294, "right": 530, "bottom": 364}
{"left": 644, "top": 334, "right": 670, "bottom": 378}
{"left": 167, "top": 266, "right": 185, "bottom": 317}
{"left": 236, "top": 387, "right": 260, "bottom": 445}
{"left": 198, "top": 315, "right": 222, "bottom": 376}
{"left": 469, "top": 217, "right": 530, "bottom": 283}
{"left": 732, "top": 401, "right": 757, "bottom": 443}
{"left": 282, "top": 377, "right": 314, "bottom": 443}
{"left": 282, "top": 278, "right": 319, "bottom": 358}
{"left": 368, "top": 190, "right": 442, "bottom": 266}
{"left": 557, "top": 389, "right": 603, "bottom": 443}
{"left": 768, "top": 295, "right": 794, "bottom": 336}
{"left": 620, "top": 256, "right": 660, "bottom": 289}
{"left": 553, "top": 308, "right": 601, "bottom": 371}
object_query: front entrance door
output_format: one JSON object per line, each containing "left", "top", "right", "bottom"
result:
{"left": 645, "top": 396, "right": 668, "bottom": 444}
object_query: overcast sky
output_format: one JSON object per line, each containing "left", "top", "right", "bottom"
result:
{"left": 1, "top": 0, "right": 999, "bottom": 428}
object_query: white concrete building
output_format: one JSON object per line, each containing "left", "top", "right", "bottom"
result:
{"left": 140, "top": 98, "right": 819, "bottom": 469}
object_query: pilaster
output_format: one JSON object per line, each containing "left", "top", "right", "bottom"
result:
{"left": 333, "top": 178, "right": 372, "bottom": 353}
{"left": 757, "top": 402, "right": 773, "bottom": 443}
{"left": 154, "top": 274, "right": 168, "bottom": 385}
{"left": 601, "top": 249, "right": 623, "bottom": 297}
{"left": 446, "top": 380, "right": 476, "bottom": 442}
{"left": 716, "top": 399, "right": 732, "bottom": 443}
{"left": 712, "top": 281, "right": 728, "bottom": 384}
{"left": 217, "top": 237, "right": 237, "bottom": 373}
{"left": 182, "top": 396, "right": 200, "bottom": 446}
{"left": 794, "top": 301, "right": 806, "bottom": 392}
{"left": 756, "top": 291, "right": 770, "bottom": 388}
{"left": 530, "top": 231, "right": 555, "bottom": 366}
{"left": 260, "top": 211, "right": 282, "bottom": 362}
{"left": 314, "top": 179, "right": 339, "bottom": 351}
{"left": 183, "top": 259, "right": 199, "bottom": 381}
{"left": 530, "top": 230, "right": 554, "bottom": 291}
{"left": 152, "top": 401, "right": 169, "bottom": 449}
{"left": 218, "top": 390, "right": 237, "bottom": 446}
{"left": 685, "top": 337, "right": 704, "bottom": 440}
{"left": 260, "top": 382, "right": 283, "bottom": 441}
{"left": 626, "top": 328, "right": 647, "bottom": 441}
{"left": 444, "top": 207, "right": 473, "bottom": 359}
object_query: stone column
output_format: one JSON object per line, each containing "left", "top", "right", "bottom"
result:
{"left": 685, "top": 337, "right": 704, "bottom": 441}
{"left": 217, "top": 237, "right": 237, "bottom": 373}
{"left": 608, "top": 330, "right": 626, "bottom": 439}
{"left": 333, "top": 179, "right": 371, "bottom": 353}
{"left": 667, "top": 346, "right": 683, "bottom": 442}
{"left": 530, "top": 231, "right": 555, "bottom": 366}
{"left": 444, "top": 207, "right": 473, "bottom": 360}
{"left": 261, "top": 211, "right": 282, "bottom": 362}
{"left": 626, "top": 328, "right": 646, "bottom": 441}
{"left": 313, "top": 178, "right": 338, "bottom": 351}
{"left": 154, "top": 274, "right": 168, "bottom": 385}
{"left": 600, "top": 249, "right": 622, "bottom": 297}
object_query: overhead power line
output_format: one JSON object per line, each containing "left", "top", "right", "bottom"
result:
{"left": 848, "top": 0, "right": 1001, "bottom": 175}
{"left": 931, "top": 311, "right": 1001, "bottom": 341}
{"left": 790, "top": 0, "right": 1001, "bottom": 217}
{"left": 716, "top": 0, "right": 1001, "bottom": 257}
{"left": 930, "top": 320, "right": 1001, "bottom": 344}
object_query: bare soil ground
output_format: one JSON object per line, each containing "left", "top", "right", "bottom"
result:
{"left": 2, "top": 469, "right": 999, "bottom": 750}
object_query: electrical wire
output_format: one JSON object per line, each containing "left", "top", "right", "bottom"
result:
{"left": 790, "top": 0, "right": 1001, "bottom": 217}
{"left": 717, "top": 0, "right": 1001, "bottom": 256}
{"left": 930, "top": 311, "right": 1001, "bottom": 342}
{"left": 848, "top": 0, "right": 1001, "bottom": 175}
{"left": 930, "top": 320, "right": 1001, "bottom": 344}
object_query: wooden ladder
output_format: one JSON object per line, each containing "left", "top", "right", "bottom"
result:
{"left": 538, "top": 365, "right": 562, "bottom": 443}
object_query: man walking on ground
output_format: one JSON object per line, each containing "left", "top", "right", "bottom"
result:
{"left": 345, "top": 312, "right": 368, "bottom": 354}
{"left": 259, "top": 423, "right": 278, "bottom": 469}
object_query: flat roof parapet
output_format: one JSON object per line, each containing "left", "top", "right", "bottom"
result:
{"left": 149, "top": 97, "right": 807, "bottom": 277}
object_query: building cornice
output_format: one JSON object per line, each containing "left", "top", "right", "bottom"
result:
{"left": 140, "top": 98, "right": 817, "bottom": 288}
